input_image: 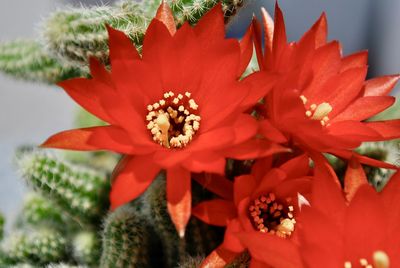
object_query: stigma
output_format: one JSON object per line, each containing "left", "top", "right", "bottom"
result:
{"left": 300, "top": 95, "right": 332, "bottom": 126}
{"left": 146, "top": 91, "right": 201, "bottom": 149}
{"left": 248, "top": 193, "right": 296, "bottom": 238}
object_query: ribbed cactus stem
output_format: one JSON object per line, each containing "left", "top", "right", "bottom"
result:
{"left": 42, "top": 1, "right": 147, "bottom": 68}
{"left": 225, "top": 251, "right": 250, "bottom": 268}
{"left": 178, "top": 255, "right": 204, "bottom": 268}
{"left": 2, "top": 230, "right": 67, "bottom": 266}
{"left": 167, "top": 0, "right": 244, "bottom": 25}
{"left": 142, "top": 175, "right": 223, "bottom": 267}
{"left": 100, "top": 205, "right": 151, "bottom": 268}
{"left": 356, "top": 141, "right": 399, "bottom": 191}
{"left": 0, "top": 40, "right": 81, "bottom": 83}
{"left": 46, "top": 264, "right": 86, "bottom": 268}
{"left": 18, "top": 193, "right": 67, "bottom": 229}
{"left": 17, "top": 150, "right": 110, "bottom": 224}
{"left": 72, "top": 231, "right": 101, "bottom": 267}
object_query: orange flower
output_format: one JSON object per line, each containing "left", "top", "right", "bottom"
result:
{"left": 253, "top": 4, "right": 400, "bottom": 168}
{"left": 194, "top": 155, "right": 312, "bottom": 267}
{"left": 41, "top": 3, "right": 286, "bottom": 237}
{"left": 297, "top": 157, "right": 400, "bottom": 268}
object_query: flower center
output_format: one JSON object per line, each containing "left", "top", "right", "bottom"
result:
{"left": 146, "top": 91, "right": 201, "bottom": 148}
{"left": 344, "top": 251, "right": 390, "bottom": 268}
{"left": 248, "top": 193, "right": 296, "bottom": 238}
{"left": 300, "top": 95, "right": 332, "bottom": 126}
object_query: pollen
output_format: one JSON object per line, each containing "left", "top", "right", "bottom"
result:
{"left": 146, "top": 90, "right": 201, "bottom": 149}
{"left": 248, "top": 193, "right": 296, "bottom": 238}
{"left": 300, "top": 95, "right": 333, "bottom": 127}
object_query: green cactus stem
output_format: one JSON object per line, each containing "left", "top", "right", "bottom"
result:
{"left": 100, "top": 204, "right": 152, "bottom": 268}
{"left": 2, "top": 230, "right": 67, "bottom": 266}
{"left": 0, "top": 40, "right": 81, "bottom": 83}
{"left": 72, "top": 231, "right": 101, "bottom": 267}
{"left": 17, "top": 150, "right": 110, "bottom": 224}
{"left": 17, "top": 193, "right": 67, "bottom": 230}
{"left": 142, "top": 174, "right": 223, "bottom": 267}
{"left": 42, "top": 1, "right": 147, "bottom": 68}
{"left": 356, "top": 141, "right": 399, "bottom": 191}
{"left": 167, "top": 0, "right": 244, "bottom": 25}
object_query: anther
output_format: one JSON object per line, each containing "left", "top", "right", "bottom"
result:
{"left": 373, "top": 251, "right": 390, "bottom": 268}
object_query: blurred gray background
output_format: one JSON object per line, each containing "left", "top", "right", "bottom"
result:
{"left": 0, "top": 0, "right": 399, "bottom": 232}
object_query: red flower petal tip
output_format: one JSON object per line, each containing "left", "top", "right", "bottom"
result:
{"left": 155, "top": 1, "right": 176, "bottom": 35}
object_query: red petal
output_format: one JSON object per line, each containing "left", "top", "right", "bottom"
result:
{"left": 89, "top": 57, "right": 113, "bottom": 86}
{"left": 237, "top": 232, "right": 303, "bottom": 268}
{"left": 363, "top": 74, "right": 400, "bottom": 96}
{"left": 182, "top": 152, "right": 225, "bottom": 175}
{"left": 261, "top": 7, "right": 274, "bottom": 56}
{"left": 106, "top": 25, "right": 140, "bottom": 65}
{"left": 192, "top": 199, "right": 236, "bottom": 226}
{"left": 298, "top": 207, "right": 343, "bottom": 268}
{"left": 329, "top": 149, "right": 398, "bottom": 169}
{"left": 58, "top": 78, "right": 115, "bottom": 124}
{"left": 302, "top": 41, "right": 342, "bottom": 100}
{"left": 167, "top": 166, "right": 191, "bottom": 237}
{"left": 340, "top": 50, "right": 368, "bottom": 72}
{"left": 333, "top": 96, "right": 395, "bottom": 122}
{"left": 326, "top": 67, "right": 368, "bottom": 117}
{"left": 344, "top": 185, "right": 385, "bottom": 259}
{"left": 194, "top": 3, "right": 225, "bottom": 44}
{"left": 344, "top": 156, "right": 368, "bottom": 203}
{"left": 224, "top": 139, "right": 290, "bottom": 160}
{"left": 280, "top": 154, "right": 310, "bottom": 178}
{"left": 110, "top": 155, "right": 160, "bottom": 209}
{"left": 41, "top": 126, "right": 136, "bottom": 154}
{"left": 201, "top": 247, "right": 240, "bottom": 268}
{"left": 142, "top": 19, "right": 173, "bottom": 64}
{"left": 252, "top": 17, "right": 265, "bottom": 70}
{"left": 222, "top": 219, "right": 246, "bottom": 253}
{"left": 253, "top": 168, "right": 286, "bottom": 198}
{"left": 365, "top": 119, "right": 400, "bottom": 140}
{"left": 241, "top": 72, "right": 277, "bottom": 110}
{"left": 296, "top": 13, "right": 328, "bottom": 64}
{"left": 238, "top": 22, "right": 254, "bottom": 77}
{"left": 272, "top": 3, "right": 288, "bottom": 62}
{"left": 311, "top": 152, "right": 346, "bottom": 221}
{"left": 380, "top": 172, "right": 400, "bottom": 232}
{"left": 192, "top": 173, "right": 233, "bottom": 200}
{"left": 259, "top": 119, "right": 287, "bottom": 143}
{"left": 155, "top": 1, "right": 176, "bottom": 35}
{"left": 327, "top": 121, "right": 380, "bottom": 141}
{"left": 234, "top": 175, "right": 257, "bottom": 206}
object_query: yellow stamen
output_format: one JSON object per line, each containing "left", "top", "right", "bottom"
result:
{"left": 146, "top": 90, "right": 201, "bottom": 149}
{"left": 373, "top": 251, "right": 390, "bottom": 268}
{"left": 311, "top": 102, "right": 333, "bottom": 120}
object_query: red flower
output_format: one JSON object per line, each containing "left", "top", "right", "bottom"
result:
{"left": 193, "top": 154, "right": 312, "bottom": 267}
{"left": 252, "top": 4, "right": 400, "bottom": 167}
{"left": 41, "top": 3, "right": 286, "bottom": 236}
{"left": 296, "top": 157, "right": 400, "bottom": 268}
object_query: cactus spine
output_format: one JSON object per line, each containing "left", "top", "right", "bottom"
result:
{"left": 0, "top": 40, "right": 81, "bottom": 83}
{"left": 42, "top": 1, "right": 147, "bottom": 68}
{"left": 2, "top": 230, "right": 67, "bottom": 266}
{"left": 72, "top": 231, "right": 101, "bottom": 267}
{"left": 167, "top": 0, "right": 244, "bottom": 25}
{"left": 100, "top": 205, "right": 151, "bottom": 268}
{"left": 17, "top": 193, "right": 67, "bottom": 229}
{"left": 17, "top": 150, "right": 110, "bottom": 224}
